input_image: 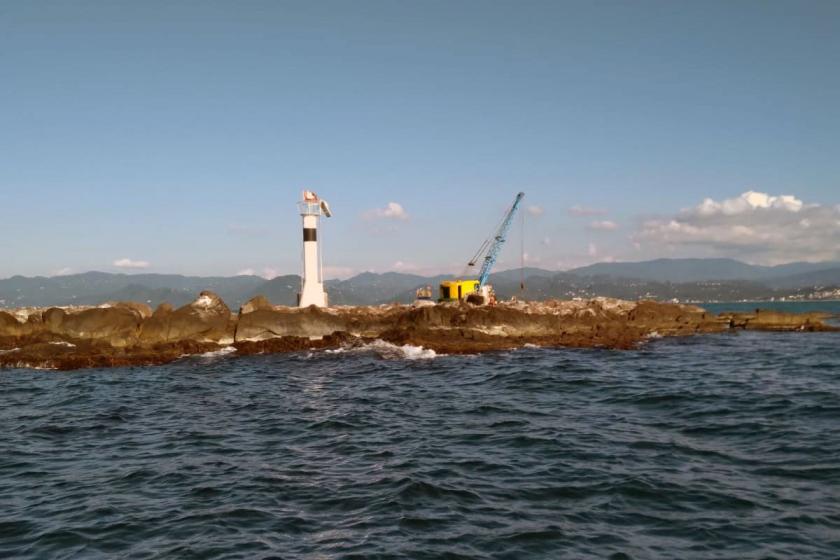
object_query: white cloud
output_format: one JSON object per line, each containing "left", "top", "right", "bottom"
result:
{"left": 569, "top": 205, "right": 607, "bottom": 217}
{"left": 588, "top": 242, "right": 598, "bottom": 257}
{"left": 364, "top": 202, "right": 409, "bottom": 221}
{"left": 635, "top": 191, "right": 840, "bottom": 264}
{"left": 239, "top": 266, "right": 344, "bottom": 280}
{"left": 393, "top": 260, "right": 414, "bottom": 270}
{"left": 541, "top": 236, "right": 551, "bottom": 246}
{"left": 324, "top": 265, "right": 356, "bottom": 279}
{"left": 51, "top": 267, "right": 73, "bottom": 276}
{"left": 113, "top": 258, "right": 150, "bottom": 269}
{"left": 262, "top": 267, "right": 280, "bottom": 280}
{"left": 235, "top": 267, "right": 283, "bottom": 279}
{"left": 695, "top": 190, "right": 804, "bottom": 216}
{"left": 588, "top": 220, "right": 618, "bottom": 231}
{"left": 527, "top": 205, "right": 544, "bottom": 217}
{"left": 522, "top": 252, "right": 541, "bottom": 265}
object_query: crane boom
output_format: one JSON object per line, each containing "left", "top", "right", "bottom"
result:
{"left": 473, "top": 192, "right": 525, "bottom": 288}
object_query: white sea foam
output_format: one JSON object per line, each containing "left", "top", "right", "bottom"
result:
{"left": 366, "top": 339, "right": 438, "bottom": 360}
{"left": 14, "top": 363, "right": 57, "bottom": 370}
{"left": 199, "top": 346, "right": 237, "bottom": 358}
{"left": 327, "top": 339, "right": 437, "bottom": 360}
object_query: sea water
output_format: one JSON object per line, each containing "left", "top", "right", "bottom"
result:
{"left": 1, "top": 331, "right": 839, "bottom": 558}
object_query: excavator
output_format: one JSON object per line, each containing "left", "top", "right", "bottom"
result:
{"left": 438, "top": 192, "right": 525, "bottom": 305}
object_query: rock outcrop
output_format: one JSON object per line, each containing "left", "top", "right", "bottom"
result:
{"left": 235, "top": 301, "right": 349, "bottom": 341}
{"left": 140, "top": 291, "right": 235, "bottom": 345}
{"left": 1, "top": 292, "right": 836, "bottom": 370}
{"left": 721, "top": 309, "right": 832, "bottom": 331}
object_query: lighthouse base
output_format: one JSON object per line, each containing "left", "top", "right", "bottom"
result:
{"left": 297, "top": 283, "right": 328, "bottom": 308}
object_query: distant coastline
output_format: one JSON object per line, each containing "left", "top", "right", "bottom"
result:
{"left": 2, "top": 258, "right": 840, "bottom": 310}
{"left": 702, "top": 300, "right": 840, "bottom": 311}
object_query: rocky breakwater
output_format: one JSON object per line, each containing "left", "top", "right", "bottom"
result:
{"left": 0, "top": 292, "right": 235, "bottom": 370}
{"left": 0, "top": 293, "right": 836, "bottom": 370}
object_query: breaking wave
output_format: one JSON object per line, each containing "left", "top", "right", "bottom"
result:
{"left": 326, "top": 339, "right": 437, "bottom": 360}
{"left": 198, "top": 346, "right": 237, "bottom": 359}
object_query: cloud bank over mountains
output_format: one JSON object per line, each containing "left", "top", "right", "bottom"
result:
{"left": 635, "top": 191, "right": 840, "bottom": 264}
{"left": 113, "top": 258, "right": 150, "bottom": 269}
{"left": 30, "top": 190, "right": 840, "bottom": 279}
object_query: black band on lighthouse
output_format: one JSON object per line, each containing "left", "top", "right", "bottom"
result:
{"left": 303, "top": 228, "right": 317, "bottom": 242}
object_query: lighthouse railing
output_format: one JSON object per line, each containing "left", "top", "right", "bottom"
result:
{"left": 298, "top": 201, "right": 322, "bottom": 216}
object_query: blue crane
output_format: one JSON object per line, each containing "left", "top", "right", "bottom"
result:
{"left": 468, "top": 192, "right": 525, "bottom": 289}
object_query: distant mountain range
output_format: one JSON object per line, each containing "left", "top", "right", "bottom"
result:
{"left": 2, "top": 258, "right": 839, "bottom": 309}
{"left": 570, "top": 258, "right": 840, "bottom": 283}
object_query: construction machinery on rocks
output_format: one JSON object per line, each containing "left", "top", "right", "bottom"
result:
{"left": 439, "top": 192, "right": 525, "bottom": 305}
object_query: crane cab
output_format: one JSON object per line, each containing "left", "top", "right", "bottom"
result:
{"left": 439, "top": 280, "right": 480, "bottom": 302}
{"left": 439, "top": 280, "right": 495, "bottom": 304}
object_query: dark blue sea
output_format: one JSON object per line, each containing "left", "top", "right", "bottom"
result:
{"left": 2, "top": 331, "right": 840, "bottom": 559}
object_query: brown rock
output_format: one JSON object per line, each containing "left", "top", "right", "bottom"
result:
{"left": 140, "top": 291, "right": 235, "bottom": 345}
{"left": 153, "top": 302, "right": 174, "bottom": 317}
{"left": 234, "top": 331, "right": 359, "bottom": 355}
{"left": 0, "top": 311, "right": 26, "bottom": 338}
{"left": 235, "top": 305, "right": 348, "bottom": 342}
{"left": 3, "top": 294, "right": 838, "bottom": 371}
{"left": 106, "top": 301, "right": 153, "bottom": 320}
{"left": 239, "top": 295, "right": 274, "bottom": 315}
{"left": 722, "top": 309, "right": 834, "bottom": 331}
{"left": 43, "top": 307, "right": 66, "bottom": 330}
{"left": 47, "top": 307, "right": 144, "bottom": 347}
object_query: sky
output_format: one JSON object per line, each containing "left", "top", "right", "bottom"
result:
{"left": 1, "top": 0, "right": 838, "bottom": 279}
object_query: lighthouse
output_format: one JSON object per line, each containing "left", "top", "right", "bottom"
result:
{"left": 297, "top": 190, "right": 332, "bottom": 307}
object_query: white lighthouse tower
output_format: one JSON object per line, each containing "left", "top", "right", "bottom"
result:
{"left": 297, "top": 190, "right": 332, "bottom": 307}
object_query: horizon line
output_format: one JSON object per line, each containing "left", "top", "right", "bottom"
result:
{"left": 4, "top": 257, "right": 840, "bottom": 282}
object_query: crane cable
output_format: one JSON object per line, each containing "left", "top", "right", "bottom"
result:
{"left": 468, "top": 205, "right": 510, "bottom": 267}
{"left": 464, "top": 199, "right": 518, "bottom": 280}
{"left": 520, "top": 207, "right": 525, "bottom": 292}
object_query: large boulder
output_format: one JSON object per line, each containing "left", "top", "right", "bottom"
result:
{"left": 153, "top": 302, "right": 174, "bottom": 317}
{"left": 140, "top": 291, "right": 235, "bottom": 345}
{"left": 43, "top": 307, "right": 66, "bottom": 331}
{"left": 0, "top": 311, "right": 27, "bottom": 340}
{"left": 239, "top": 295, "right": 274, "bottom": 315}
{"left": 105, "top": 301, "right": 153, "bottom": 320}
{"left": 235, "top": 305, "right": 349, "bottom": 342}
{"left": 45, "top": 306, "right": 145, "bottom": 347}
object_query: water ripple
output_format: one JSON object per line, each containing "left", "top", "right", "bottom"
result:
{"left": 1, "top": 331, "right": 839, "bottom": 558}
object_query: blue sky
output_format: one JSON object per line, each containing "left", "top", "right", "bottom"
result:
{"left": 2, "top": 0, "right": 838, "bottom": 278}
